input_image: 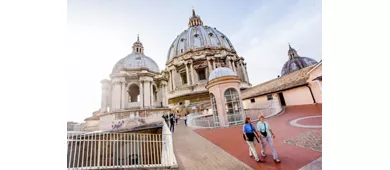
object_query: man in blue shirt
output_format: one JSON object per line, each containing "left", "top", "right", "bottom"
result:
{"left": 257, "top": 115, "right": 280, "bottom": 163}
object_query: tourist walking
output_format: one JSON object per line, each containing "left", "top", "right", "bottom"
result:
{"left": 169, "top": 112, "right": 175, "bottom": 132}
{"left": 175, "top": 113, "right": 179, "bottom": 125}
{"left": 257, "top": 115, "right": 281, "bottom": 163}
{"left": 243, "top": 117, "right": 262, "bottom": 162}
{"left": 184, "top": 114, "right": 187, "bottom": 126}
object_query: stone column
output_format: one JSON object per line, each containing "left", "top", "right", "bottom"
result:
{"left": 121, "top": 81, "right": 126, "bottom": 109}
{"left": 185, "top": 62, "right": 190, "bottom": 85}
{"left": 171, "top": 69, "right": 176, "bottom": 90}
{"left": 207, "top": 58, "right": 212, "bottom": 79}
{"left": 231, "top": 60, "right": 237, "bottom": 72}
{"left": 111, "top": 80, "right": 121, "bottom": 111}
{"left": 150, "top": 82, "right": 154, "bottom": 107}
{"left": 205, "top": 67, "right": 209, "bottom": 79}
{"left": 100, "top": 80, "right": 110, "bottom": 114}
{"left": 164, "top": 84, "right": 168, "bottom": 106}
{"left": 212, "top": 58, "right": 216, "bottom": 69}
{"left": 144, "top": 80, "right": 151, "bottom": 108}
{"left": 190, "top": 61, "right": 195, "bottom": 85}
{"left": 244, "top": 63, "right": 250, "bottom": 83}
{"left": 167, "top": 70, "right": 171, "bottom": 91}
{"left": 158, "top": 84, "right": 163, "bottom": 107}
{"left": 227, "top": 57, "right": 232, "bottom": 69}
{"left": 139, "top": 80, "right": 144, "bottom": 109}
{"left": 240, "top": 60, "right": 248, "bottom": 82}
{"left": 162, "top": 83, "right": 168, "bottom": 107}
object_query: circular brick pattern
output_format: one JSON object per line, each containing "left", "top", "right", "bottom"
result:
{"left": 290, "top": 116, "right": 322, "bottom": 128}
{"left": 298, "top": 117, "right": 322, "bottom": 126}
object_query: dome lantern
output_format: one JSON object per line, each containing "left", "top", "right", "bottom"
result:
{"left": 288, "top": 43, "right": 299, "bottom": 60}
{"left": 188, "top": 9, "right": 203, "bottom": 27}
{"left": 132, "top": 34, "right": 144, "bottom": 54}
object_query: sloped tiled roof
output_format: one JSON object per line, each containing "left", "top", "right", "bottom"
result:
{"left": 241, "top": 65, "right": 315, "bottom": 99}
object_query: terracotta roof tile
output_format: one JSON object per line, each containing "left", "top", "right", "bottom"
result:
{"left": 241, "top": 65, "right": 315, "bottom": 99}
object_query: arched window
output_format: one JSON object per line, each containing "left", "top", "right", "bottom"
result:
{"left": 128, "top": 84, "right": 140, "bottom": 102}
{"left": 224, "top": 88, "right": 243, "bottom": 124}
{"left": 210, "top": 93, "right": 219, "bottom": 126}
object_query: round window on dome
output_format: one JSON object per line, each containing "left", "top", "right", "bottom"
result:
{"left": 194, "top": 33, "right": 199, "bottom": 38}
{"left": 208, "top": 33, "right": 213, "bottom": 37}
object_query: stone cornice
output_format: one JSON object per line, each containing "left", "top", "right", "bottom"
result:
{"left": 166, "top": 47, "right": 238, "bottom": 65}
{"left": 205, "top": 76, "right": 240, "bottom": 89}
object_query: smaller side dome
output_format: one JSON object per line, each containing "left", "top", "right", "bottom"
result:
{"left": 281, "top": 44, "right": 318, "bottom": 76}
{"left": 208, "top": 67, "right": 236, "bottom": 81}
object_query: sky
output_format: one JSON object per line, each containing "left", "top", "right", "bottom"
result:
{"left": 67, "top": 0, "right": 322, "bottom": 122}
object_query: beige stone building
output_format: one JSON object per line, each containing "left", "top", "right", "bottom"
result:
{"left": 165, "top": 10, "right": 251, "bottom": 113}
{"left": 241, "top": 45, "right": 322, "bottom": 109}
{"left": 205, "top": 67, "right": 245, "bottom": 127}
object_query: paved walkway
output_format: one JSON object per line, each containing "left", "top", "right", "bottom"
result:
{"left": 171, "top": 121, "right": 253, "bottom": 170}
{"left": 194, "top": 104, "right": 322, "bottom": 170}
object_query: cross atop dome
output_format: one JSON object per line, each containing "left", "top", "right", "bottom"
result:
{"left": 132, "top": 34, "right": 144, "bottom": 54}
{"left": 188, "top": 8, "right": 203, "bottom": 27}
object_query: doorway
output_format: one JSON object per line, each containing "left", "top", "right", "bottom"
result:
{"left": 278, "top": 92, "right": 286, "bottom": 106}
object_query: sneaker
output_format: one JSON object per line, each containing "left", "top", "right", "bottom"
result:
{"left": 261, "top": 151, "right": 266, "bottom": 157}
{"left": 274, "top": 158, "right": 281, "bottom": 163}
{"left": 256, "top": 159, "right": 263, "bottom": 162}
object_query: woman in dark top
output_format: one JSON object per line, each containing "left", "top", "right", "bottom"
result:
{"left": 242, "top": 117, "right": 262, "bottom": 162}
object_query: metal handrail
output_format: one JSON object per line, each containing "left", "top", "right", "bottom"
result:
{"left": 67, "top": 125, "right": 178, "bottom": 169}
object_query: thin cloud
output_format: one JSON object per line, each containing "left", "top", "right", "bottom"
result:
{"left": 231, "top": 0, "right": 322, "bottom": 85}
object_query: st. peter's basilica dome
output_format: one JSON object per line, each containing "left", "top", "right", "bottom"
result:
{"left": 166, "top": 9, "right": 236, "bottom": 63}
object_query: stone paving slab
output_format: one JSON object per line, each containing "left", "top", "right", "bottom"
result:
{"left": 299, "top": 157, "right": 322, "bottom": 170}
{"left": 171, "top": 122, "right": 253, "bottom": 170}
{"left": 194, "top": 104, "right": 323, "bottom": 170}
{"left": 284, "top": 130, "right": 322, "bottom": 152}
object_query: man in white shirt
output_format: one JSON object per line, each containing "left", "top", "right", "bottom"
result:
{"left": 257, "top": 115, "right": 281, "bottom": 163}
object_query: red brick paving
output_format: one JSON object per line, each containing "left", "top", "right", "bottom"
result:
{"left": 194, "top": 104, "right": 322, "bottom": 170}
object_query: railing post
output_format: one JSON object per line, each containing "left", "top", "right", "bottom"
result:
{"left": 97, "top": 134, "right": 101, "bottom": 167}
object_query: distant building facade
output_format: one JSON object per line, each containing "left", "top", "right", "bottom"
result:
{"left": 242, "top": 45, "right": 321, "bottom": 110}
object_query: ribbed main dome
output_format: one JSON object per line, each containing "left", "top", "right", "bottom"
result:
{"left": 166, "top": 10, "right": 236, "bottom": 63}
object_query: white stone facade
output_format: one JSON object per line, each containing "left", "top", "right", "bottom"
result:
{"left": 84, "top": 36, "right": 170, "bottom": 132}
